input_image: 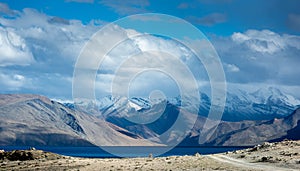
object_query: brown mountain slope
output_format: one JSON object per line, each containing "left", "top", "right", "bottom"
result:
{"left": 204, "top": 108, "right": 300, "bottom": 146}
{"left": 0, "top": 94, "right": 158, "bottom": 146}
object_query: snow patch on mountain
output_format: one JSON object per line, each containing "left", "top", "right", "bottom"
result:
{"left": 128, "top": 100, "right": 142, "bottom": 111}
{"left": 64, "top": 86, "right": 300, "bottom": 121}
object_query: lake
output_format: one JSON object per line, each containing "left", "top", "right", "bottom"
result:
{"left": 0, "top": 146, "right": 250, "bottom": 158}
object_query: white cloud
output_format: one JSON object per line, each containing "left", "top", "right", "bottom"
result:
{"left": 0, "top": 8, "right": 98, "bottom": 64}
{"left": 225, "top": 63, "right": 239, "bottom": 72}
{"left": 0, "top": 6, "right": 102, "bottom": 79}
{"left": 284, "top": 34, "right": 300, "bottom": 50}
{"left": 0, "top": 73, "right": 27, "bottom": 90}
{"left": 0, "top": 27, "right": 34, "bottom": 66}
{"left": 0, "top": 3, "right": 299, "bottom": 100}
{"left": 132, "top": 34, "right": 193, "bottom": 59}
{"left": 212, "top": 29, "right": 300, "bottom": 87}
{"left": 76, "top": 24, "right": 203, "bottom": 98}
{"left": 231, "top": 30, "right": 287, "bottom": 54}
{"left": 0, "top": 5, "right": 100, "bottom": 98}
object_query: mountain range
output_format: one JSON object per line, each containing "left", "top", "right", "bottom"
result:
{"left": 0, "top": 86, "right": 299, "bottom": 147}
{"left": 0, "top": 94, "right": 157, "bottom": 146}
{"left": 71, "top": 87, "right": 299, "bottom": 121}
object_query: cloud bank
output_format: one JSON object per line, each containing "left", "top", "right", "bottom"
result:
{"left": 0, "top": 3, "right": 300, "bottom": 99}
{"left": 212, "top": 29, "right": 300, "bottom": 87}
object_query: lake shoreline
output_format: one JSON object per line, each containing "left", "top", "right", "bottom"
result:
{"left": 1, "top": 140, "right": 299, "bottom": 171}
{"left": 0, "top": 146, "right": 250, "bottom": 158}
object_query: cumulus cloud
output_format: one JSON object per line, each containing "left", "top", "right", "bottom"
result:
{"left": 0, "top": 5, "right": 203, "bottom": 98}
{"left": 85, "top": 25, "right": 204, "bottom": 97}
{"left": 231, "top": 30, "right": 287, "bottom": 54}
{"left": 0, "top": 7, "right": 99, "bottom": 70}
{"left": 0, "top": 27, "right": 34, "bottom": 66}
{"left": 0, "top": 72, "right": 28, "bottom": 91}
{"left": 0, "top": 4, "right": 99, "bottom": 97}
{"left": 212, "top": 29, "right": 300, "bottom": 86}
{"left": 225, "top": 63, "right": 239, "bottom": 72}
{"left": 0, "top": 3, "right": 299, "bottom": 100}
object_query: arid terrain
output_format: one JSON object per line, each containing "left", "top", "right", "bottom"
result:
{"left": 1, "top": 140, "right": 299, "bottom": 171}
{"left": 1, "top": 94, "right": 299, "bottom": 148}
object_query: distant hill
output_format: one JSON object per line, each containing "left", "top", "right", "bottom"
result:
{"left": 84, "top": 96, "right": 300, "bottom": 146}
{"left": 198, "top": 108, "right": 300, "bottom": 146}
{"left": 0, "top": 94, "right": 158, "bottom": 146}
{"left": 73, "top": 97, "right": 300, "bottom": 146}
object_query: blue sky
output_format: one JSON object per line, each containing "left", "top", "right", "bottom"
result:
{"left": 0, "top": 0, "right": 300, "bottom": 100}
{"left": 2, "top": 0, "right": 300, "bottom": 35}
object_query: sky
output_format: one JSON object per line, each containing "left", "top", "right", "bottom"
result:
{"left": 0, "top": 0, "right": 300, "bottom": 100}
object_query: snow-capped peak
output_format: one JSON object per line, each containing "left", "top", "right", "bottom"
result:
{"left": 128, "top": 97, "right": 151, "bottom": 111}
{"left": 249, "top": 87, "right": 300, "bottom": 106}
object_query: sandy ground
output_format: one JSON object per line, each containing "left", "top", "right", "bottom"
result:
{"left": 1, "top": 140, "right": 299, "bottom": 171}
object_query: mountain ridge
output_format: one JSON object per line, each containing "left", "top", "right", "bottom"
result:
{"left": 0, "top": 94, "right": 159, "bottom": 146}
{"left": 1, "top": 92, "right": 299, "bottom": 146}
{"left": 205, "top": 108, "right": 300, "bottom": 145}
{"left": 67, "top": 86, "right": 300, "bottom": 121}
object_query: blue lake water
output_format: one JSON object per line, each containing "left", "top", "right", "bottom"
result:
{"left": 0, "top": 146, "right": 250, "bottom": 158}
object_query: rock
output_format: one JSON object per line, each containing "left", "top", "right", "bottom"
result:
{"left": 0, "top": 150, "right": 4, "bottom": 160}
{"left": 7, "top": 150, "right": 34, "bottom": 161}
{"left": 260, "top": 156, "right": 272, "bottom": 162}
{"left": 249, "top": 145, "right": 261, "bottom": 152}
{"left": 194, "top": 153, "right": 201, "bottom": 157}
{"left": 249, "top": 142, "right": 272, "bottom": 152}
{"left": 29, "top": 147, "right": 36, "bottom": 150}
{"left": 239, "top": 154, "right": 246, "bottom": 158}
{"left": 260, "top": 156, "right": 268, "bottom": 162}
{"left": 261, "top": 142, "right": 272, "bottom": 148}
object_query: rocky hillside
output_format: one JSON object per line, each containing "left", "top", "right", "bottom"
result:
{"left": 201, "top": 108, "right": 300, "bottom": 146}
{"left": 90, "top": 95, "right": 300, "bottom": 146}
{"left": 101, "top": 99, "right": 300, "bottom": 146}
{"left": 1, "top": 94, "right": 299, "bottom": 147}
{"left": 224, "top": 140, "right": 300, "bottom": 170}
{"left": 0, "top": 94, "right": 157, "bottom": 146}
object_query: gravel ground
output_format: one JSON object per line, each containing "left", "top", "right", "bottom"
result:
{"left": 1, "top": 140, "right": 299, "bottom": 171}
